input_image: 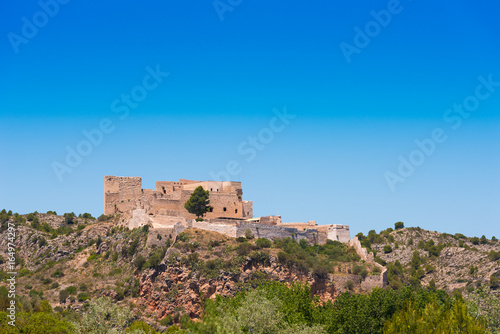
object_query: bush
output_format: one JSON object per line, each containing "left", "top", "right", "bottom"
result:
{"left": 245, "top": 229, "right": 254, "bottom": 239}
{"left": 488, "top": 250, "right": 500, "bottom": 262}
{"left": 126, "top": 320, "right": 157, "bottom": 334}
{"left": 97, "top": 214, "right": 113, "bottom": 222}
{"left": 133, "top": 254, "right": 146, "bottom": 270}
{"left": 19, "top": 268, "right": 31, "bottom": 277}
{"left": 237, "top": 242, "right": 253, "bottom": 256}
{"left": 249, "top": 251, "right": 270, "bottom": 266}
{"left": 41, "top": 278, "right": 52, "bottom": 285}
{"left": 345, "top": 280, "right": 354, "bottom": 290}
{"left": 52, "top": 270, "right": 64, "bottom": 278}
{"left": 160, "top": 315, "right": 173, "bottom": 326}
{"left": 490, "top": 275, "right": 500, "bottom": 290}
{"left": 395, "top": 222, "right": 404, "bottom": 229}
{"left": 312, "top": 264, "right": 329, "bottom": 280}
{"left": 384, "top": 245, "right": 393, "bottom": 253}
{"left": 65, "top": 286, "right": 77, "bottom": 295}
{"left": 236, "top": 237, "right": 247, "bottom": 243}
{"left": 177, "top": 232, "right": 189, "bottom": 242}
{"left": 59, "top": 290, "right": 69, "bottom": 303}
{"left": 77, "top": 292, "right": 90, "bottom": 302}
{"left": 51, "top": 282, "right": 60, "bottom": 289}
{"left": 255, "top": 238, "right": 272, "bottom": 249}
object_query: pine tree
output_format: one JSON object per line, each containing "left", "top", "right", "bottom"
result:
{"left": 184, "top": 186, "right": 213, "bottom": 220}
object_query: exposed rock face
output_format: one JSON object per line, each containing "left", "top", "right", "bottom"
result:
{"left": 136, "top": 255, "right": 341, "bottom": 320}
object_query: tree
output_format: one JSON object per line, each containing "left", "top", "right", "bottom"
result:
{"left": 72, "top": 297, "right": 133, "bottom": 334}
{"left": 184, "top": 186, "right": 212, "bottom": 220}
{"left": 394, "top": 222, "right": 404, "bottom": 229}
{"left": 384, "top": 298, "right": 488, "bottom": 334}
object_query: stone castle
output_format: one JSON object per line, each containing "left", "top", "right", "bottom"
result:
{"left": 104, "top": 176, "right": 350, "bottom": 244}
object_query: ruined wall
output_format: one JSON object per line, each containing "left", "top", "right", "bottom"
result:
{"left": 104, "top": 176, "right": 142, "bottom": 215}
{"left": 236, "top": 222, "right": 321, "bottom": 244}
{"left": 326, "top": 225, "right": 350, "bottom": 243}
{"left": 259, "top": 215, "right": 282, "bottom": 225}
{"left": 242, "top": 201, "right": 253, "bottom": 218}
{"left": 348, "top": 237, "right": 374, "bottom": 262}
{"left": 188, "top": 220, "right": 238, "bottom": 238}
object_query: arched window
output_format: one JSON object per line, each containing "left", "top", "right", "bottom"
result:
{"left": 223, "top": 207, "right": 227, "bottom": 212}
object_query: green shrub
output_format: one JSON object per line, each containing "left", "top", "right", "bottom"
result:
{"left": 245, "top": 229, "right": 254, "bottom": 240}
{"left": 159, "top": 315, "right": 173, "bottom": 326}
{"left": 65, "top": 286, "right": 77, "bottom": 295}
{"left": 134, "top": 254, "right": 146, "bottom": 270}
{"left": 471, "top": 237, "right": 480, "bottom": 245}
{"left": 41, "top": 278, "right": 52, "bottom": 285}
{"left": 52, "top": 270, "right": 64, "bottom": 278}
{"left": 395, "top": 222, "right": 404, "bottom": 229}
{"left": 58, "top": 289, "right": 69, "bottom": 303}
{"left": 384, "top": 245, "right": 393, "bottom": 253}
{"left": 237, "top": 242, "right": 253, "bottom": 256}
{"left": 490, "top": 275, "right": 500, "bottom": 290}
{"left": 488, "top": 250, "right": 500, "bottom": 262}
{"left": 256, "top": 238, "right": 272, "bottom": 249}
{"left": 19, "top": 268, "right": 31, "bottom": 277}
{"left": 249, "top": 251, "right": 270, "bottom": 266}
{"left": 77, "top": 292, "right": 90, "bottom": 302}
{"left": 177, "top": 232, "right": 189, "bottom": 242}
{"left": 126, "top": 320, "right": 158, "bottom": 333}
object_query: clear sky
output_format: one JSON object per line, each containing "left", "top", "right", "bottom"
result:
{"left": 1, "top": 0, "right": 499, "bottom": 238}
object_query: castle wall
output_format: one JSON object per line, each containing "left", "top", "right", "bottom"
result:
{"left": 327, "top": 225, "right": 350, "bottom": 243}
{"left": 242, "top": 201, "right": 253, "bottom": 218}
{"left": 188, "top": 220, "right": 238, "bottom": 238}
{"left": 236, "top": 222, "right": 321, "bottom": 244}
{"left": 348, "top": 237, "right": 374, "bottom": 262}
{"left": 104, "top": 176, "right": 142, "bottom": 215}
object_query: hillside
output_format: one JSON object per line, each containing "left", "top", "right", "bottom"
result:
{"left": 1, "top": 210, "right": 499, "bottom": 333}
{"left": 355, "top": 226, "right": 500, "bottom": 293}
{"left": 0, "top": 210, "right": 381, "bottom": 331}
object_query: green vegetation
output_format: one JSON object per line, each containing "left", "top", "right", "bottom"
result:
{"left": 184, "top": 186, "right": 213, "bottom": 220}
{"left": 274, "top": 238, "right": 360, "bottom": 276}
{"left": 180, "top": 282, "right": 489, "bottom": 334}
{"left": 394, "top": 221, "right": 404, "bottom": 229}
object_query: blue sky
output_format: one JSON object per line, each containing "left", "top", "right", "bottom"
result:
{"left": 1, "top": 0, "right": 499, "bottom": 238}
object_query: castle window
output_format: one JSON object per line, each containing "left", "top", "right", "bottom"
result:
{"left": 235, "top": 209, "right": 238, "bottom": 213}
{"left": 223, "top": 207, "right": 227, "bottom": 212}
{"left": 210, "top": 188, "right": 213, "bottom": 191}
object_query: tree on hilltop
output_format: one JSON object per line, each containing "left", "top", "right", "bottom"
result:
{"left": 395, "top": 222, "right": 404, "bottom": 230}
{"left": 184, "top": 186, "right": 213, "bottom": 221}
